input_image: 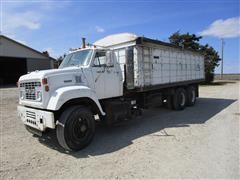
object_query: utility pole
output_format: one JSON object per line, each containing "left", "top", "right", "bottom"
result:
{"left": 221, "top": 38, "right": 224, "bottom": 79}
{"left": 0, "top": 0, "right": 2, "bottom": 35}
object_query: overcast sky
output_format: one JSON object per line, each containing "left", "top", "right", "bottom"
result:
{"left": 1, "top": 0, "right": 239, "bottom": 73}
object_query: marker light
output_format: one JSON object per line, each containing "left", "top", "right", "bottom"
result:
{"left": 42, "top": 78, "right": 49, "bottom": 92}
{"left": 42, "top": 78, "right": 48, "bottom": 85}
{"left": 45, "top": 85, "right": 49, "bottom": 92}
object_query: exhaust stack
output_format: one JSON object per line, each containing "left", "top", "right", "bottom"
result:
{"left": 82, "top": 37, "right": 86, "bottom": 48}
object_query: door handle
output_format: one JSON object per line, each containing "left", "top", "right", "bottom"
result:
{"left": 97, "top": 70, "right": 104, "bottom": 73}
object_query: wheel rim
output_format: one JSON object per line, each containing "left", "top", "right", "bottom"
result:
{"left": 180, "top": 92, "right": 186, "bottom": 106}
{"left": 71, "top": 117, "right": 90, "bottom": 142}
{"left": 191, "top": 90, "right": 196, "bottom": 103}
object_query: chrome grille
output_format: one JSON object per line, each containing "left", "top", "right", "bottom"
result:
{"left": 20, "top": 82, "right": 41, "bottom": 87}
{"left": 25, "top": 90, "right": 36, "bottom": 100}
{"left": 26, "top": 111, "right": 36, "bottom": 119}
{"left": 20, "top": 81, "right": 41, "bottom": 100}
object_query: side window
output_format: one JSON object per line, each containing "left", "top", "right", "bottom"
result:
{"left": 93, "top": 51, "right": 106, "bottom": 67}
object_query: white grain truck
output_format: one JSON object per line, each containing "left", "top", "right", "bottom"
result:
{"left": 17, "top": 33, "right": 204, "bottom": 151}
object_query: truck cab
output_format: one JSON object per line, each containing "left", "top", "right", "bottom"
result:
{"left": 18, "top": 46, "right": 124, "bottom": 150}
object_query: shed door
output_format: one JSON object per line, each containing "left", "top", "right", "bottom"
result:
{"left": 0, "top": 57, "right": 27, "bottom": 85}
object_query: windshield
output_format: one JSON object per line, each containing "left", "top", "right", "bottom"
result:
{"left": 59, "top": 49, "right": 93, "bottom": 68}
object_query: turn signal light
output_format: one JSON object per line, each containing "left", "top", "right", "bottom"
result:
{"left": 42, "top": 78, "right": 48, "bottom": 85}
{"left": 45, "top": 85, "right": 49, "bottom": 92}
{"left": 42, "top": 78, "right": 49, "bottom": 92}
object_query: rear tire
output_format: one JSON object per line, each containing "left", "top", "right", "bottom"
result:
{"left": 172, "top": 88, "right": 186, "bottom": 110}
{"left": 186, "top": 86, "right": 196, "bottom": 106}
{"left": 56, "top": 106, "right": 95, "bottom": 151}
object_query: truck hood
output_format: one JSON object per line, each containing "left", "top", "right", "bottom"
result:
{"left": 19, "top": 66, "right": 83, "bottom": 81}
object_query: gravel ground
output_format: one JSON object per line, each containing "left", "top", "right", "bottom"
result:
{"left": 0, "top": 81, "right": 239, "bottom": 179}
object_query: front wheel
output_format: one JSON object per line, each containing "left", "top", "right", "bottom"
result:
{"left": 56, "top": 106, "right": 95, "bottom": 151}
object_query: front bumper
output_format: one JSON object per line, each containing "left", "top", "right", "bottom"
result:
{"left": 17, "top": 105, "right": 55, "bottom": 131}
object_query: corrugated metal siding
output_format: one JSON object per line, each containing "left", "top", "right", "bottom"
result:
{"left": 0, "top": 37, "right": 49, "bottom": 59}
{"left": 111, "top": 41, "right": 204, "bottom": 90}
{"left": 135, "top": 45, "right": 204, "bottom": 87}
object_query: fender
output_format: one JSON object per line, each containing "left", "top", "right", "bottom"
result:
{"left": 46, "top": 85, "right": 105, "bottom": 115}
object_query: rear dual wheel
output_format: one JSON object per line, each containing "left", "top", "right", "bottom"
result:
{"left": 166, "top": 86, "right": 196, "bottom": 110}
{"left": 172, "top": 88, "right": 187, "bottom": 110}
{"left": 56, "top": 106, "right": 95, "bottom": 151}
{"left": 186, "top": 86, "right": 196, "bottom": 106}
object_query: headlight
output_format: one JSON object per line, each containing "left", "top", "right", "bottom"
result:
{"left": 20, "top": 91, "right": 24, "bottom": 99}
{"left": 36, "top": 91, "right": 42, "bottom": 101}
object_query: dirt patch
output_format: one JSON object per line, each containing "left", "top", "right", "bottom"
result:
{"left": 1, "top": 81, "right": 239, "bottom": 179}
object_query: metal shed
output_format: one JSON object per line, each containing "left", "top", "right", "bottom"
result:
{"left": 0, "top": 35, "right": 55, "bottom": 85}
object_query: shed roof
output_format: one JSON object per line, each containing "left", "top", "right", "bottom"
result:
{"left": 0, "top": 35, "right": 56, "bottom": 61}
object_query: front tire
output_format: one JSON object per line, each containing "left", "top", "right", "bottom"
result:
{"left": 56, "top": 106, "right": 95, "bottom": 151}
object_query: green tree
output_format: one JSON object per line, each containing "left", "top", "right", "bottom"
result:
{"left": 169, "top": 31, "right": 221, "bottom": 83}
{"left": 55, "top": 54, "right": 66, "bottom": 68}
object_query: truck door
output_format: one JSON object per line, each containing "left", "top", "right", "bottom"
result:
{"left": 91, "top": 51, "right": 106, "bottom": 99}
{"left": 91, "top": 51, "right": 122, "bottom": 99}
{"left": 104, "top": 51, "right": 123, "bottom": 97}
